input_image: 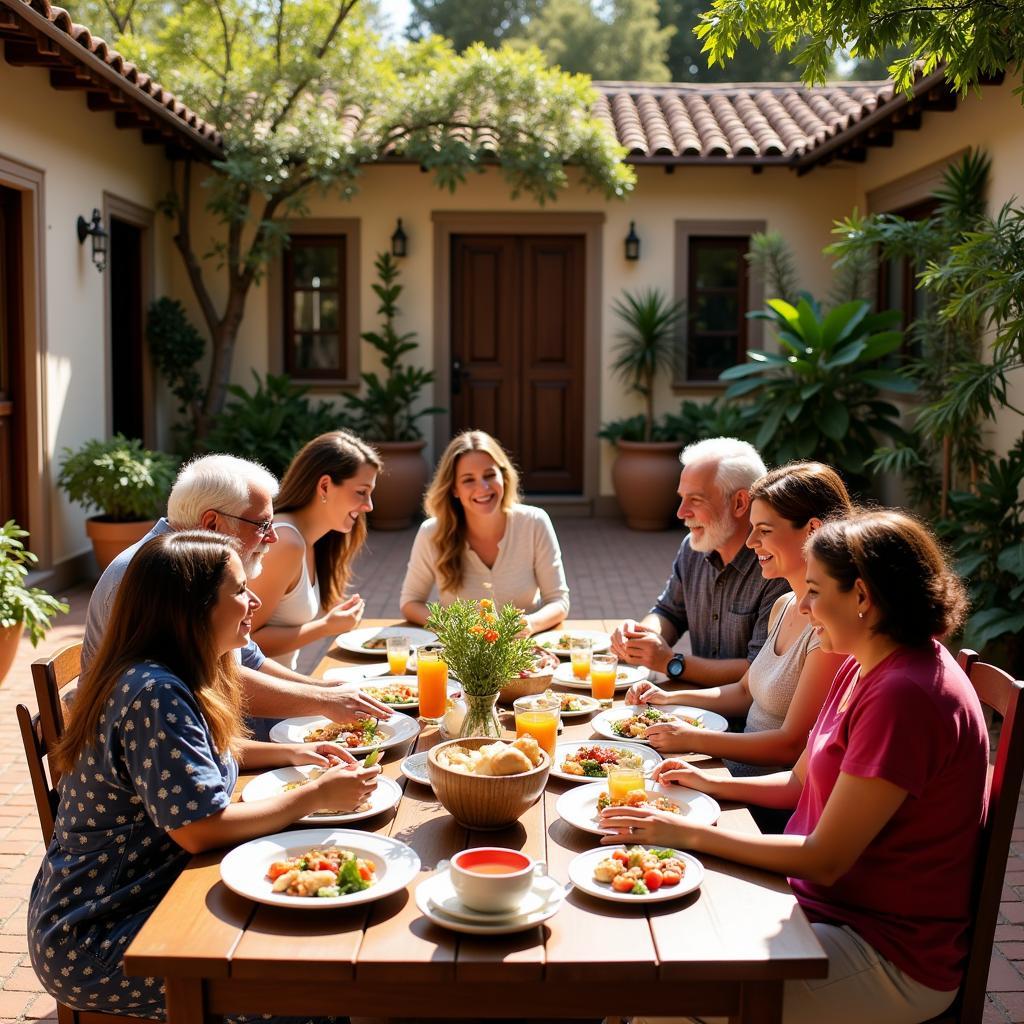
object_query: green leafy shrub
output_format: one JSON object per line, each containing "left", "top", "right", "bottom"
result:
{"left": 720, "top": 297, "right": 913, "bottom": 486}
{"left": 598, "top": 399, "right": 748, "bottom": 445}
{"left": 0, "top": 521, "right": 68, "bottom": 647}
{"left": 204, "top": 372, "right": 349, "bottom": 478}
{"left": 57, "top": 435, "right": 179, "bottom": 521}
{"left": 343, "top": 252, "right": 442, "bottom": 441}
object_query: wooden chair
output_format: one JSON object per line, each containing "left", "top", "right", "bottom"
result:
{"left": 17, "top": 641, "right": 153, "bottom": 1024}
{"left": 925, "top": 649, "right": 1024, "bottom": 1024}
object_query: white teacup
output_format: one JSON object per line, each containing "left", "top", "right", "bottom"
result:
{"left": 444, "top": 847, "right": 546, "bottom": 914}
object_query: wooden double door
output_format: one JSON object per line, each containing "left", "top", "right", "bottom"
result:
{"left": 450, "top": 234, "right": 585, "bottom": 494}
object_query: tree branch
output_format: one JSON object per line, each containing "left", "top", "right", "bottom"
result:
{"left": 172, "top": 158, "right": 220, "bottom": 340}
{"left": 267, "top": 0, "right": 359, "bottom": 135}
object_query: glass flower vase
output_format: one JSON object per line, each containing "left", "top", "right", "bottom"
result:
{"left": 459, "top": 691, "right": 503, "bottom": 739}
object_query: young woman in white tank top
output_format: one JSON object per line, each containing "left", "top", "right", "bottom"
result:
{"left": 249, "top": 431, "right": 380, "bottom": 670}
{"left": 625, "top": 462, "right": 852, "bottom": 776}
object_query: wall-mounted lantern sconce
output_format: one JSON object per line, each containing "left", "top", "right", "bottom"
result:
{"left": 77, "top": 208, "right": 108, "bottom": 272}
{"left": 391, "top": 218, "right": 408, "bottom": 258}
{"left": 624, "top": 221, "right": 640, "bottom": 262}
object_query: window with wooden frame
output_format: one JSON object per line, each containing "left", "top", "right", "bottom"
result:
{"left": 684, "top": 235, "right": 751, "bottom": 383}
{"left": 283, "top": 235, "right": 347, "bottom": 380}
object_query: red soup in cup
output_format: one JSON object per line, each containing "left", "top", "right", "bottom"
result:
{"left": 449, "top": 848, "right": 541, "bottom": 912}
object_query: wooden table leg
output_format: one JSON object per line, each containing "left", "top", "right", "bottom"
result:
{"left": 164, "top": 978, "right": 206, "bottom": 1024}
{"left": 731, "top": 980, "right": 784, "bottom": 1024}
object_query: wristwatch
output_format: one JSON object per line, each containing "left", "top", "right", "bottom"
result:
{"left": 665, "top": 653, "right": 686, "bottom": 682}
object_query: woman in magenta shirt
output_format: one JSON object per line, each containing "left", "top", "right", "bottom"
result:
{"left": 603, "top": 509, "right": 989, "bottom": 1024}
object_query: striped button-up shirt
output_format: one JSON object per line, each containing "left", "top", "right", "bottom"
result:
{"left": 650, "top": 535, "right": 791, "bottom": 662}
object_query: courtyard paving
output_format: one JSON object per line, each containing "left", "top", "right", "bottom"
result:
{"left": 0, "top": 519, "right": 1021, "bottom": 1021}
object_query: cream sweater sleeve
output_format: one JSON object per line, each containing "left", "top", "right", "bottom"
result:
{"left": 399, "top": 520, "right": 440, "bottom": 607}
{"left": 530, "top": 507, "right": 570, "bottom": 616}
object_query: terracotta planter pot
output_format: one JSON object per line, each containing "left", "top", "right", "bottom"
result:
{"left": 611, "top": 440, "right": 683, "bottom": 531}
{"left": 0, "top": 622, "right": 20, "bottom": 686}
{"left": 368, "top": 440, "right": 429, "bottom": 531}
{"left": 85, "top": 517, "right": 155, "bottom": 572}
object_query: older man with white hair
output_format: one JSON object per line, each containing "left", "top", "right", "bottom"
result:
{"left": 83, "top": 453, "right": 387, "bottom": 726}
{"left": 611, "top": 437, "right": 789, "bottom": 688}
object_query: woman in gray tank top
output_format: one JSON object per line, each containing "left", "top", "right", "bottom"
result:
{"left": 627, "top": 462, "right": 853, "bottom": 780}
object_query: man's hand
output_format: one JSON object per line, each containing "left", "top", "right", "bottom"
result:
{"left": 612, "top": 621, "right": 672, "bottom": 672}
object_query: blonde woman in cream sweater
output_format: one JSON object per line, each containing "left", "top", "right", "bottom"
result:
{"left": 400, "top": 431, "right": 569, "bottom": 632}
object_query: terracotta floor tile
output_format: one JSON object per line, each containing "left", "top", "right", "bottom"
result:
{"left": 4, "top": 965, "right": 44, "bottom": 992}
{"left": 24, "top": 994, "right": 57, "bottom": 1020}
{"left": 0, "top": 991, "right": 35, "bottom": 1018}
{"left": 991, "top": 955, "right": 1024, "bottom": 992}
{"left": 1003, "top": 902, "right": 1024, "bottom": 925}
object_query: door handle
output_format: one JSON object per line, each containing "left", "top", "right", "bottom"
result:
{"left": 451, "top": 357, "right": 469, "bottom": 395}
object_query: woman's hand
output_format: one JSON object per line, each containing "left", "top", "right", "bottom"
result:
{"left": 312, "top": 762, "right": 381, "bottom": 813}
{"left": 323, "top": 594, "right": 366, "bottom": 636}
{"left": 316, "top": 681, "right": 392, "bottom": 721}
{"left": 597, "top": 804, "right": 702, "bottom": 848}
{"left": 626, "top": 680, "right": 673, "bottom": 706}
{"left": 515, "top": 613, "right": 536, "bottom": 639}
{"left": 652, "top": 757, "right": 716, "bottom": 791}
{"left": 283, "top": 742, "right": 356, "bottom": 768}
{"left": 642, "top": 718, "right": 706, "bottom": 755}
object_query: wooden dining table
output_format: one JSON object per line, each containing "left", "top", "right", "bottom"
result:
{"left": 124, "top": 619, "right": 827, "bottom": 1023}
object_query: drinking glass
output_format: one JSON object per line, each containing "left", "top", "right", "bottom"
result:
{"left": 606, "top": 764, "right": 645, "bottom": 805}
{"left": 417, "top": 645, "right": 448, "bottom": 723}
{"left": 513, "top": 694, "right": 561, "bottom": 758}
{"left": 386, "top": 635, "right": 410, "bottom": 675}
{"left": 569, "top": 636, "right": 592, "bottom": 681}
{"left": 590, "top": 653, "right": 618, "bottom": 707}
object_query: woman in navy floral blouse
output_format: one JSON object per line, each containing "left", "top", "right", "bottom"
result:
{"left": 29, "top": 531, "right": 380, "bottom": 1018}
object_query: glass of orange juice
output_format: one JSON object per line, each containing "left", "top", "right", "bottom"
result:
{"left": 417, "top": 646, "right": 448, "bottom": 723}
{"left": 513, "top": 694, "right": 560, "bottom": 759}
{"left": 569, "top": 637, "right": 592, "bottom": 680}
{"left": 386, "top": 635, "right": 410, "bottom": 675}
{"left": 590, "top": 653, "right": 618, "bottom": 707}
{"left": 606, "top": 764, "right": 645, "bottom": 805}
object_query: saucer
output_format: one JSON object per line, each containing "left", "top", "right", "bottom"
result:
{"left": 401, "top": 750, "right": 431, "bottom": 786}
{"left": 425, "top": 868, "right": 564, "bottom": 923}
{"left": 415, "top": 870, "right": 565, "bottom": 934}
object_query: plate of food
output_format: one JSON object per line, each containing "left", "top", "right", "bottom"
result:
{"left": 592, "top": 706, "right": 728, "bottom": 743}
{"left": 320, "top": 676, "right": 461, "bottom": 712}
{"left": 553, "top": 663, "right": 648, "bottom": 691}
{"left": 241, "top": 768, "right": 403, "bottom": 825}
{"left": 550, "top": 740, "right": 661, "bottom": 783}
{"left": 533, "top": 629, "right": 612, "bottom": 657}
{"left": 268, "top": 712, "right": 420, "bottom": 754}
{"left": 544, "top": 690, "right": 602, "bottom": 718}
{"left": 334, "top": 625, "right": 437, "bottom": 658}
{"left": 555, "top": 780, "right": 720, "bottom": 836}
{"left": 220, "top": 828, "right": 420, "bottom": 909}
{"left": 568, "top": 845, "right": 704, "bottom": 903}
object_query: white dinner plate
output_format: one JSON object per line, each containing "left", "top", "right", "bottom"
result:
{"left": 568, "top": 846, "right": 705, "bottom": 903}
{"left": 334, "top": 625, "right": 437, "bottom": 658}
{"left": 415, "top": 869, "right": 565, "bottom": 934}
{"left": 592, "top": 706, "right": 729, "bottom": 743}
{"left": 220, "top": 827, "right": 420, "bottom": 909}
{"left": 400, "top": 750, "right": 432, "bottom": 786}
{"left": 241, "top": 769, "right": 403, "bottom": 825}
{"left": 315, "top": 675, "right": 459, "bottom": 712}
{"left": 555, "top": 781, "right": 721, "bottom": 836}
{"left": 268, "top": 712, "right": 420, "bottom": 754}
{"left": 550, "top": 740, "right": 662, "bottom": 784}
{"left": 533, "top": 629, "right": 612, "bottom": 658}
{"left": 553, "top": 662, "right": 648, "bottom": 691}
{"left": 550, "top": 693, "right": 603, "bottom": 718}
{"left": 321, "top": 663, "right": 394, "bottom": 685}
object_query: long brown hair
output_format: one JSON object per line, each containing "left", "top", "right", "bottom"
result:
{"left": 424, "top": 430, "right": 522, "bottom": 592}
{"left": 53, "top": 531, "right": 246, "bottom": 773}
{"left": 274, "top": 431, "right": 381, "bottom": 608}
{"left": 808, "top": 509, "right": 968, "bottom": 646}
{"left": 748, "top": 461, "right": 853, "bottom": 526}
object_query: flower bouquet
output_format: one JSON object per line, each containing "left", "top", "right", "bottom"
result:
{"left": 425, "top": 597, "right": 536, "bottom": 738}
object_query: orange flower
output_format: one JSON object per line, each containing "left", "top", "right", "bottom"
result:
{"left": 469, "top": 624, "right": 485, "bottom": 636}
{"left": 483, "top": 629, "right": 499, "bottom": 643}
{"left": 482, "top": 613, "right": 497, "bottom": 625}
{"left": 479, "top": 599, "right": 494, "bottom": 611}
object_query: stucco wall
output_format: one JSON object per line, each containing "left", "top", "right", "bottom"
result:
{"left": 0, "top": 58, "right": 174, "bottom": 571}
{"left": 174, "top": 157, "right": 860, "bottom": 498}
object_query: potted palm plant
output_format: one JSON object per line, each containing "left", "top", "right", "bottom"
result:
{"left": 57, "top": 435, "right": 179, "bottom": 570}
{"left": 600, "top": 288, "right": 687, "bottom": 530}
{"left": 344, "top": 252, "right": 442, "bottom": 529}
{"left": 0, "top": 520, "right": 68, "bottom": 684}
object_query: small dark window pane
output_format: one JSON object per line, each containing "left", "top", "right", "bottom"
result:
{"left": 291, "top": 245, "right": 339, "bottom": 289}
{"left": 695, "top": 247, "right": 739, "bottom": 289}
{"left": 689, "top": 336, "right": 740, "bottom": 381}
{"left": 695, "top": 294, "right": 738, "bottom": 332}
{"left": 293, "top": 291, "right": 339, "bottom": 331}
{"left": 292, "top": 333, "right": 341, "bottom": 371}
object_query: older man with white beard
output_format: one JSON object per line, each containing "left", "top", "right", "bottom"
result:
{"left": 611, "top": 437, "right": 789, "bottom": 689}
{"left": 82, "top": 453, "right": 387, "bottom": 729}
